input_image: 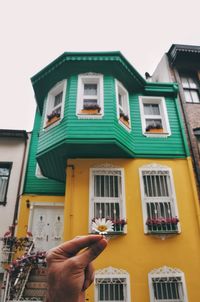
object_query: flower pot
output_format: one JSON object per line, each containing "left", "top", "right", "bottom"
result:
{"left": 146, "top": 128, "right": 164, "bottom": 133}
{"left": 80, "top": 109, "right": 100, "bottom": 115}
{"left": 119, "top": 117, "right": 130, "bottom": 128}
{"left": 46, "top": 115, "right": 60, "bottom": 127}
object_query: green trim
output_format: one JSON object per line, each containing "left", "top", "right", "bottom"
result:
{"left": 144, "top": 82, "right": 178, "bottom": 96}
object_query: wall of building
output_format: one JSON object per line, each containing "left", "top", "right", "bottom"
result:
{"left": 152, "top": 54, "right": 174, "bottom": 83}
{"left": 0, "top": 137, "right": 26, "bottom": 237}
{"left": 63, "top": 158, "right": 200, "bottom": 302}
{"left": 23, "top": 109, "right": 65, "bottom": 195}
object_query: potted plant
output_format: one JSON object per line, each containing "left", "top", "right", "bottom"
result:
{"left": 80, "top": 103, "right": 101, "bottom": 115}
{"left": 146, "top": 217, "right": 179, "bottom": 233}
{"left": 112, "top": 219, "right": 127, "bottom": 232}
{"left": 145, "top": 123, "right": 163, "bottom": 133}
{"left": 119, "top": 111, "right": 130, "bottom": 128}
{"left": 46, "top": 111, "right": 61, "bottom": 127}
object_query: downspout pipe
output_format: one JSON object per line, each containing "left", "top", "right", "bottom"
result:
{"left": 11, "top": 132, "right": 30, "bottom": 236}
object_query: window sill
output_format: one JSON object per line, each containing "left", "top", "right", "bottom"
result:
{"left": 144, "top": 131, "right": 170, "bottom": 138}
{"left": 90, "top": 231, "right": 126, "bottom": 236}
{"left": 147, "top": 230, "right": 179, "bottom": 235}
{"left": 77, "top": 113, "right": 103, "bottom": 119}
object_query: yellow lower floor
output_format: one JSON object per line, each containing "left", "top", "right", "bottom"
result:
{"left": 17, "top": 157, "right": 200, "bottom": 301}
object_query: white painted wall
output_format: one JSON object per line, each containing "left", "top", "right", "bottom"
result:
{"left": 152, "top": 54, "right": 173, "bottom": 83}
{"left": 0, "top": 135, "right": 27, "bottom": 271}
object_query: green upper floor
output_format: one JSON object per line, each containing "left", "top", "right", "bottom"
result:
{"left": 31, "top": 52, "right": 189, "bottom": 182}
{"left": 23, "top": 110, "right": 65, "bottom": 194}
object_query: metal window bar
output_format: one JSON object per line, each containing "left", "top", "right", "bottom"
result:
{"left": 143, "top": 172, "right": 178, "bottom": 234}
{"left": 0, "top": 167, "right": 9, "bottom": 202}
{"left": 96, "top": 278, "right": 127, "bottom": 301}
{"left": 152, "top": 277, "right": 184, "bottom": 301}
{"left": 93, "top": 171, "right": 123, "bottom": 232}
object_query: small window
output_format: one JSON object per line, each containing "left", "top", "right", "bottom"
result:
{"left": 180, "top": 73, "right": 200, "bottom": 103}
{"left": 95, "top": 267, "right": 131, "bottom": 302}
{"left": 44, "top": 80, "right": 67, "bottom": 128}
{"left": 89, "top": 168, "right": 126, "bottom": 233}
{"left": 139, "top": 96, "right": 170, "bottom": 136}
{"left": 139, "top": 164, "right": 180, "bottom": 235}
{"left": 0, "top": 162, "right": 12, "bottom": 205}
{"left": 149, "top": 266, "right": 188, "bottom": 302}
{"left": 76, "top": 74, "right": 103, "bottom": 118}
{"left": 116, "top": 80, "right": 131, "bottom": 129}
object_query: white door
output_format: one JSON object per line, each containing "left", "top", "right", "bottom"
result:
{"left": 29, "top": 205, "right": 64, "bottom": 252}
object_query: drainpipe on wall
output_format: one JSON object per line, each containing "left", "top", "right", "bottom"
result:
{"left": 11, "top": 132, "right": 30, "bottom": 237}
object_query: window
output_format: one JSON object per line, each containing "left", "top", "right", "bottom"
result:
{"left": 116, "top": 81, "right": 131, "bottom": 129}
{"left": 89, "top": 168, "right": 126, "bottom": 233}
{"left": 180, "top": 73, "right": 200, "bottom": 103}
{"left": 95, "top": 267, "right": 131, "bottom": 302}
{"left": 139, "top": 96, "right": 170, "bottom": 136}
{"left": 0, "top": 162, "right": 12, "bottom": 205}
{"left": 139, "top": 164, "right": 180, "bottom": 235}
{"left": 149, "top": 266, "right": 188, "bottom": 302}
{"left": 44, "top": 80, "right": 67, "bottom": 128}
{"left": 76, "top": 73, "right": 103, "bottom": 118}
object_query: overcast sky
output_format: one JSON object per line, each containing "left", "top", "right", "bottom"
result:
{"left": 1, "top": 0, "right": 200, "bottom": 131}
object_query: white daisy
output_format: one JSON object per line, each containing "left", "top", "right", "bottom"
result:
{"left": 92, "top": 218, "right": 114, "bottom": 235}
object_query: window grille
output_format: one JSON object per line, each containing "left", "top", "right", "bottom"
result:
{"left": 95, "top": 267, "right": 130, "bottom": 302}
{"left": 149, "top": 266, "right": 188, "bottom": 302}
{"left": 91, "top": 169, "right": 125, "bottom": 232}
{"left": 140, "top": 167, "right": 179, "bottom": 234}
{"left": 96, "top": 278, "right": 127, "bottom": 301}
{"left": 0, "top": 163, "right": 11, "bottom": 203}
{"left": 152, "top": 276, "right": 184, "bottom": 301}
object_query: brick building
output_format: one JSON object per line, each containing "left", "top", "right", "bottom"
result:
{"left": 152, "top": 44, "right": 200, "bottom": 196}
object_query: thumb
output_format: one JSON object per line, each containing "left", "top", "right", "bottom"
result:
{"left": 76, "top": 237, "right": 107, "bottom": 266}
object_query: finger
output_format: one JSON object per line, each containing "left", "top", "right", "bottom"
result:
{"left": 82, "top": 263, "right": 94, "bottom": 291}
{"left": 76, "top": 237, "right": 107, "bottom": 266}
{"left": 48, "top": 235, "right": 104, "bottom": 259}
{"left": 79, "top": 292, "right": 85, "bottom": 302}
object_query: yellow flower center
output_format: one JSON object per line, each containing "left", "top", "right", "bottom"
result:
{"left": 97, "top": 225, "right": 108, "bottom": 232}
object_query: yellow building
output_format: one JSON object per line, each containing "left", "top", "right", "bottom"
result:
{"left": 16, "top": 52, "right": 200, "bottom": 301}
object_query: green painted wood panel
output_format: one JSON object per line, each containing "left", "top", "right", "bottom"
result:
{"left": 23, "top": 109, "right": 65, "bottom": 195}
{"left": 37, "top": 75, "right": 187, "bottom": 159}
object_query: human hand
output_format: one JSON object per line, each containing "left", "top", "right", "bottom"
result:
{"left": 46, "top": 235, "right": 108, "bottom": 302}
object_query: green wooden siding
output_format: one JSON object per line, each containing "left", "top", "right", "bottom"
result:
{"left": 37, "top": 75, "right": 187, "bottom": 158}
{"left": 30, "top": 52, "right": 189, "bottom": 181}
{"left": 23, "top": 109, "right": 65, "bottom": 195}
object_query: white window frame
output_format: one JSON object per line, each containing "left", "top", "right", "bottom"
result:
{"left": 148, "top": 266, "right": 188, "bottom": 302}
{"left": 35, "top": 163, "right": 47, "bottom": 179}
{"left": 116, "top": 80, "right": 131, "bottom": 131}
{"left": 139, "top": 164, "right": 180, "bottom": 235}
{"left": 95, "top": 266, "right": 131, "bottom": 302}
{"left": 76, "top": 73, "right": 104, "bottom": 119}
{"left": 139, "top": 96, "right": 171, "bottom": 137}
{"left": 89, "top": 167, "right": 126, "bottom": 233}
{"left": 43, "top": 80, "right": 67, "bottom": 129}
